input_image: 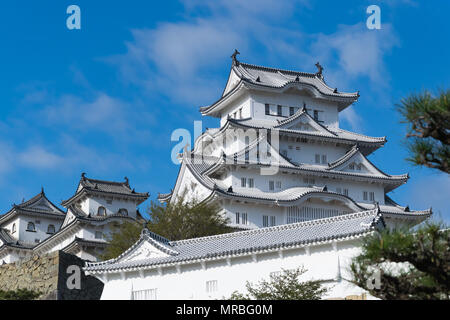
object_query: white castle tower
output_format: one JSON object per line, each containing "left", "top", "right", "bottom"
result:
{"left": 159, "top": 51, "right": 431, "bottom": 230}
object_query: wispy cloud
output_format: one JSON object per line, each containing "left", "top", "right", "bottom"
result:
{"left": 17, "top": 146, "right": 63, "bottom": 169}
{"left": 108, "top": 0, "right": 398, "bottom": 125}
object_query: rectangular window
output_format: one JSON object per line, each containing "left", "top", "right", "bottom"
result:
{"left": 248, "top": 178, "right": 254, "bottom": 188}
{"left": 314, "top": 110, "right": 319, "bottom": 121}
{"left": 206, "top": 280, "right": 218, "bottom": 293}
{"left": 321, "top": 154, "right": 327, "bottom": 164}
{"left": 270, "top": 216, "right": 276, "bottom": 227}
{"left": 289, "top": 107, "right": 295, "bottom": 116}
{"left": 265, "top": 104, "right": 270, "bottom": 115}
{"left": 315, "top": 154, "right": 321, "bottom": 164}
{"left": 363, "top": 191, "right": 368, "bottom": 201}
{"left": 241, "top": 213, "right": 248, "bottom": 225}
{"left": 263, "top": 215, "right": 269, "bottom": 227}
{"left": 34, "top": 239, "right": 40, "bottom": 244}
{"left": 241, "top": 177, "right": 247, "bottom": 187}
{"left": 132, "top": 289, "right": 157, "bottom": 300}
{"left": 235, "top": 212, "right": 240, "bottom": 224}
{"left": 277, "top": 105, "right": 282, "bottom": 116}
{"left": 296, "top": 146, "right": 300, "bottom": 151}
{"left": 288, "top": 145, "right": 293, "bottom": 150}
{"left": 239, "top": 108, "right": 242, "bottom": 119}
{"left": 269, "top": 181, "right": 275, "bottom": 191}
{"left": 35, "top": 220, "right": 41, "bottom": 225}
{"left": 369, "top": 192, "right": 375, "bottom": 202}
{"left": 343, "top": 189, "right": 349, "bottom": 196}
{"left": 276, "top": 181, "right": 282, "bottom": 189}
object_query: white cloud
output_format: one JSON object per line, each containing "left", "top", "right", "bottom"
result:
{"left": 42, "top": 93, "right": 128, "bottom": 133}
{"left": 311, "top": 23, "right": 398, "bottom": 87}
{"left": 18, "top": 146, "right": 63, "bottom": 169}
{"left": 340, "top": 106, "right": 363, "bottom": 132}
{"left": 108, "top": 0, "right": 398, "bottom": 118}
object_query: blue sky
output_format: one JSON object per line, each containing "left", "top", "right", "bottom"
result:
{"left": 0, "top": 0, "right": 448, "bottom": 221}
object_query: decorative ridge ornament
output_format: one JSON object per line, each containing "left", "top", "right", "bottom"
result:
{"left": 315, "top": 62, "right": 324, "bottom": 79}
{"left": 231, "top": 49, "right": 240, "bottom": 66}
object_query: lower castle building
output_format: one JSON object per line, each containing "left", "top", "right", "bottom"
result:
{"left": 0, "top": 174, "right": 149, "bottom": 264}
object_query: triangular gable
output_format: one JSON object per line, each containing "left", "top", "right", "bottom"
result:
{"left": 225, "top": 134, "right": 296, "bottom": 168}
{"left": 328, "top": 147, "right": 389, "bottom": 177}
{"left": 222, "top": 68, "right": 242, "bottom": 97}
{"left": 274, "top": 110, "right": 336, "bottom": 137}
{"left": 105, "top": 229, "right": 178, "bottom": 265}
{"left": 61, "top": 209, "right": 77, "bottom": 228}
{"left": 25, "top": 196, "right": 63, "bottom": 214}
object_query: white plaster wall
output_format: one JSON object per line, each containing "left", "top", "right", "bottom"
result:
{"left": 229, "top": 167, "right": 385, "bottom": 205}
{"left": 84, "top": 197, "right": 137, "bottom": 218}
{"left": 96, "top": 238, "right": 370, "bottom": 300}
{"left": 250, "top": 91, "right": 340, "bottom": 128}
{"left": 16, "top": 216, "right": 63, "bottom": 246}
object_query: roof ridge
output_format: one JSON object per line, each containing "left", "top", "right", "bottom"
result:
{"left": 328, "top": 145, "right": 359, "bottom": 169}
{"left": 239, "top": 61, "right": 316, "bottom": 78}
{"left": 333, "top": 128, "right": 386, "bottom": 141}
{"left": 171, "top": 208, "right": 378, "bottom": 246}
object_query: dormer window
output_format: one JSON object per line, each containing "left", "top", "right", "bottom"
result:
{"left": 47, "top": 224, "right": 56, "bottom": 234}
{"left": 97, "top": 206, "right": 107, "bottom": 216}
{"left": 26, "top": 222, "right": 36, "bottom": 232}
{"left": 119, "top": 208, "right": 128, "bottom": 216}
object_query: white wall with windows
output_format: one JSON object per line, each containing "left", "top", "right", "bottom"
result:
{"left": 94, "top": 238, "right": 372, "bottom": 300}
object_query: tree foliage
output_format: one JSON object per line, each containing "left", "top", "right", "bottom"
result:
{"left": 0, "top": 289, "right": 41, "bottom": 300}
{"left": 350, "top": 222, "right": 449, "bottom": 300}
{"left": 101, "top": 197, "right": 232, "bottom": 260}
{"left": 146, "top": 196, "right": 232, "bottom": 241}
{"left": 397, "top": 89, "right": 450, "bottom": 173}
{"left": 101, "top": 220, "right": 142, "bottom": 261}
{"left": 229, "top": 267, "right": 328, "bottom": 300}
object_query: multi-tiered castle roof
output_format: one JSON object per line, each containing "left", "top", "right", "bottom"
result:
{"left": 159, "top": 52, "right": 431, "bottom": 229}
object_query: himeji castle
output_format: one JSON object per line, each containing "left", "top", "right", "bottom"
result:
{"left": 0, "top": 174, "right": 148, "bottom": 264}
{"left": 158, "top": 51, "right": 431, "bottom": 230}
{"left": 82, "top": 53, "right": 433, "bottom": 300}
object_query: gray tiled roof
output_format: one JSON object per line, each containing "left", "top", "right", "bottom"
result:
{"left": 233, "top": 62, "right": 359, "bottom": 99}
{"left": 0, "top": 228, "right": 35, "bottom": 250}
{"left": 200, "top": 59, "right": 360, "bottom": 117}
{"left": 84, "top": 208, "right": 383, "bottom": 273}
{"left": 0, "top": 190, "right": 65, "bottom": 225}
{"left": 227, "top": 117, "right": 386, "bottom": 145}
{"left": 62, "top": 173, "right": 149, "bottom": 207}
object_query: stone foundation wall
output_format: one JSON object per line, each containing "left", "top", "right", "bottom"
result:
{"left": 0, "top": 251, "right": 103, "bottom": 300}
